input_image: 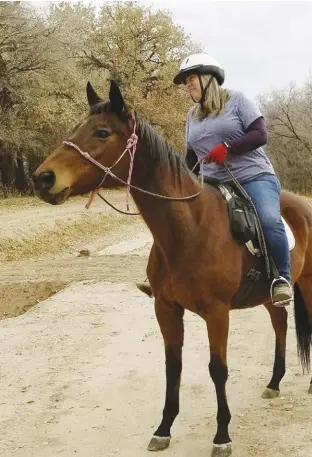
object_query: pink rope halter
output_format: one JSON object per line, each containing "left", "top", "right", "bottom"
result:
{"left": 63, "top": 120, "right": 138, "bottom": 211}
{"left": 63, "top": 117, "right": 203, "bottom": 214}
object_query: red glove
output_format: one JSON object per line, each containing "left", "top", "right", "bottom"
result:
{"left": 204, "top": 143, "right": 229, "bottom": 165}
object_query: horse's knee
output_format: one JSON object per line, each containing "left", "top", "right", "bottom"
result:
{"left": 209, "top": 355, "right": 228, "bottom": 385}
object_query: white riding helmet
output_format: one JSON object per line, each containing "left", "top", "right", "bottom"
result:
{"left": 173, "top": 53, "right": 225, "bottom": 86}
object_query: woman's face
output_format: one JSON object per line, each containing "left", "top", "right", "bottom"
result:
{"left": 185, "top": 74, "right": 202, "bottom": 102}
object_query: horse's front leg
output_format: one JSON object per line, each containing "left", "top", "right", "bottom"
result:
{"left": 205, "top": 304, "right": 232, "bottom": 457}
{"left": 148, "top": 299, "right": 184, "bottom": 451}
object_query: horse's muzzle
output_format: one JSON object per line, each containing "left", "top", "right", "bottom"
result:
{"left": 32, "top": 170, "right": 70, "bottom": 204}
{"left": 32, "top": 170, "right": 56, "bottom": 191}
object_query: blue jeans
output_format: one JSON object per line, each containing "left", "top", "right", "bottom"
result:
{"left": 242, "top": 174, "right": 291, "bottom": 282}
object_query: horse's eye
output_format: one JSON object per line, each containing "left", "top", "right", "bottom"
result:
{"left": 95, "top": 130, "right": 109, "bottom": 139}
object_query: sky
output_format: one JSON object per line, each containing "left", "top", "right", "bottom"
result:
{"left": 141, "top": 0, "right": 312, "bottom": 101}
{"left": 37, "top": 0, "right": 312, "bottom": 101}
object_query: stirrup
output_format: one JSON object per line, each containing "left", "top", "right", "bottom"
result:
{"left": 270, "top": 276, "right": 293, "bottom": 308}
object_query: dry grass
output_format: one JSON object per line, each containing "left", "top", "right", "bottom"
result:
{"left": 0, "top": 189, "right": 127, "bottom": 213}
{"left": 0, "top": 194, "right": 89, "bottom": 213}
{"left": 0, "top": 195, "right": 45, "bottom": 213}
{"left": 0, "top": 189, "right": 140, "bottom": 261}
{"left": 0, "top": 211, "right": 133, "bottom": 261}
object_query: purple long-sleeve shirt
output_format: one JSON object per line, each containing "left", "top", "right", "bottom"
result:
{"left": 228, "top": 116, "right": 268, "bottom": 154}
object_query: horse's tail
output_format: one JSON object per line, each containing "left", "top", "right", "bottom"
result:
{"left": 294, "top": 282, "right": 312, "bottom": 373}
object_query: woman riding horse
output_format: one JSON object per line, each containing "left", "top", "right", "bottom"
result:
{"left": 174, "top": 52, "right": 292, "bottom": 306}
{"left": 32, "top": 76, "right": 312, "bottom": 457}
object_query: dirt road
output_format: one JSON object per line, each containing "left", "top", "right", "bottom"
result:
{"left": 0, "top": 197, "right": 311, "bottom": 457}
{"left": 0, "top": 192, "right": 147, "bottom": 317}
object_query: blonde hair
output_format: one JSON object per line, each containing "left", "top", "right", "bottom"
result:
{"left": 192, "top": 75, "right": 230, "bottom": 120}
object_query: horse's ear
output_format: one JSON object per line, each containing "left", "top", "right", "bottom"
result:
{"left": 86, "top": 81, "right": 102, "bottom": 107}
{"left": 109, "top": 80, "right": 125, "bottom": 116}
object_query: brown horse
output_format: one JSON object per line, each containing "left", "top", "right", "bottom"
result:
{"left": 33, "top": 80, "right": 312, "bottom": 457}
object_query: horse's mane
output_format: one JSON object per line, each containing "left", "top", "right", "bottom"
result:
{"left": 90, "top": 101, "right": 192, "bottom": 177}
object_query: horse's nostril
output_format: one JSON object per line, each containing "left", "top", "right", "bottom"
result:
{"left": 33, "top": 170, "right": 56, "bottom": 190}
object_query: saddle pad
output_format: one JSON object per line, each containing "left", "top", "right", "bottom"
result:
{"left": 282, "top": 217, "right": 295, "bottom": 251}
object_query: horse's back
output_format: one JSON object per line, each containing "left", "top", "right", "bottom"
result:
{"left": 281, "top": 190, "right": 312, "bottom": 277}
{"left": 281, "top": 190, "right": 312, "bottom": 228}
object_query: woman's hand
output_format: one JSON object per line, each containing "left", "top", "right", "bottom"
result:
{"left": 204, "top": 143, "right": 229, "bottom": 165}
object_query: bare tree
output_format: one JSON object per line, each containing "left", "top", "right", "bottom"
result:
{"left": 259, "top": 79, "right": 312, "bottom": 193}
{"left": 70, "top": 1, "right": 200, "bottom": 147}
{"left": 0, "top": 1, "right": 200, "bottom": 194}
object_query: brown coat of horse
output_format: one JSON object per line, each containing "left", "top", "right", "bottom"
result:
{"left": 33, "top": 81, "right": 312, "bottom": 457}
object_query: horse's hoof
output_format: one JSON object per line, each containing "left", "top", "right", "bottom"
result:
{"left": 147, "top": 436, "right": 171, "bottom": 452}
{"left": 261, "top": 387, "right": 280, "bottom": 399}
{"left": 308, "top": 384, "right": 312, "bottom": 395}
{"left": 211, "top": 443, "right": 232, "bottom": 457}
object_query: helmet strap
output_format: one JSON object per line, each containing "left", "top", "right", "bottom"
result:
{"left": 198, "top": 74, "right": 214, "bottom": 107}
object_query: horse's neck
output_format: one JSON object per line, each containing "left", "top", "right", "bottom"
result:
{"left": 130, "top": 158, "right": 203, "bottom": 258}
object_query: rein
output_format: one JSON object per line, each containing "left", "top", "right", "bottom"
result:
{"left": 63, "top": 119, "right": 203, "bottom": 215}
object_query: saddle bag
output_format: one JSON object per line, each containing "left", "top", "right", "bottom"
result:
{"left": 227, "top": 195, "right": 257, "bottom": 244}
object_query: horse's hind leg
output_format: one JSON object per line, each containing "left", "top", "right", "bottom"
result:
{"left": 262, "top": 305, "right": 287, "bottom": 399}
{"left": 295, "top": 276, "right": 312, "bottom": 393}
{"left": 148, "top": 300, "right": 184, "bottom": 451}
